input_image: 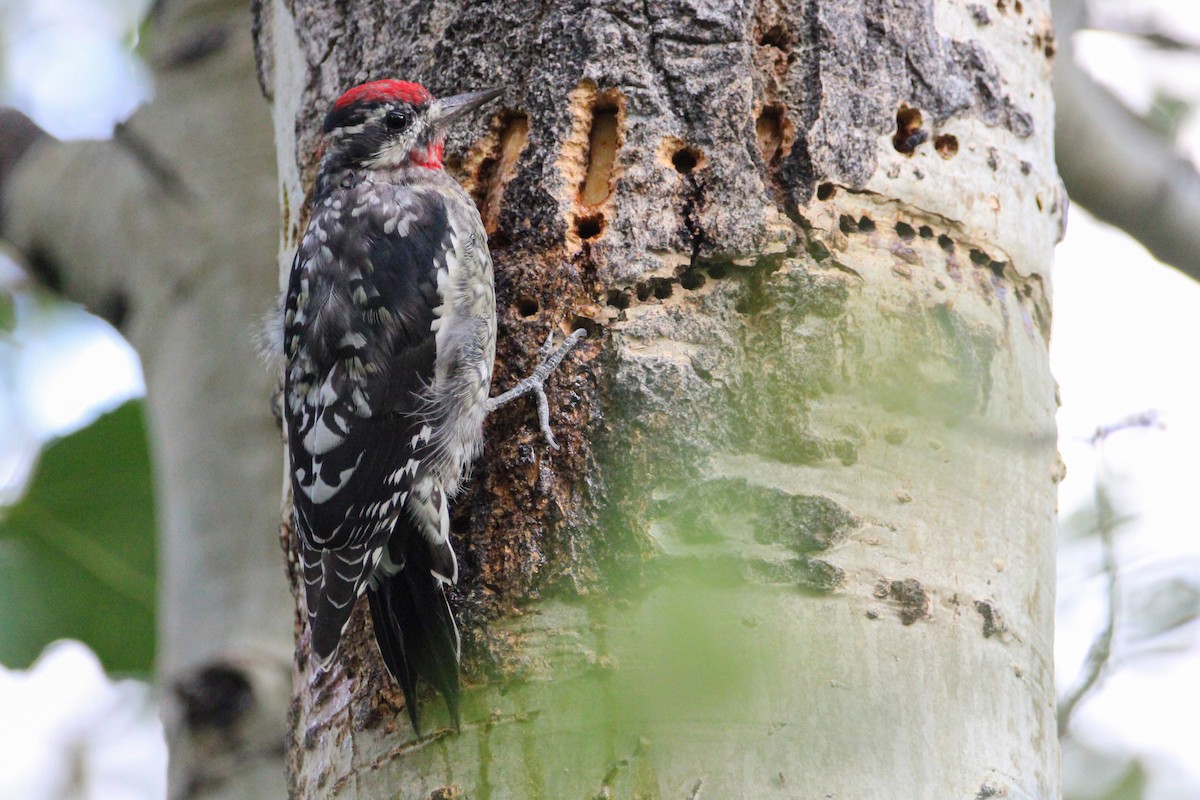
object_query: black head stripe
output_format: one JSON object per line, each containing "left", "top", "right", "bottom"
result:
{"left": 323, "top": 100, "right": 423, "bottom": 135}
{"left": 323, "top": 103, "right": 369, "bottom": 134}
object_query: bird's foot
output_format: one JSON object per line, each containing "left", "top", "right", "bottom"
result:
{"left": 486, "top": 328, "right": 587, "bottom": 449}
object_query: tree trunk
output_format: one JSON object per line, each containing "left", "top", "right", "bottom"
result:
{"left": 257, "top": 0, "right": 1062, "bottom": 796}
{"left": 0, "top": 0, "right": 292, "bottom": 796}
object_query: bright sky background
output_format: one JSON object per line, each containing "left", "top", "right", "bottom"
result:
{"left": 0, "top": 291, "right": 144, "bottom": 504}
{"left": 0, "top": 0, "right": 150, "bottom": 139}
{"left": 2, "top": 1, "right": 1200, "bottom": 798}
{"left": 1053, "top": 210, "right": 1200, "bottom": 799}
{"left": 0, "top": 641, "right": 165, "bottom": 799}
{"left": 1054, "top": 3, "right": 1200, "bottom": 797}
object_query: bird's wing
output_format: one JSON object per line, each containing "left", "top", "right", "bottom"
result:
{"left": 283, "top": 183, "right": 454, "bottom": 665}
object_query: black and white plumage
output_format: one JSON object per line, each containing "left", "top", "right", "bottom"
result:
{"left": 283, "top": 81, "right": 502, "bottom": 731}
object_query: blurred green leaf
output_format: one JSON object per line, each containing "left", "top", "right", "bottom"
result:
{"left": 1145, "top": 92, "right": 1189, "bottom": 138}
{"left": 1121, "top": 570, "right": 1200, "bottom": 651}
{"left": 0, "top": 401, "right": 155, "bottom": 673}
{"left": 0, "top": 291, "right": 14, "bottom": 333}
{"left": 1058, "top": 499, "right": 1137, "bottom": 544}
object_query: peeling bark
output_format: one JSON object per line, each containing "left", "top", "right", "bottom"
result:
{"left": 258, "top": 0, "right": 1062, "bottom": 796}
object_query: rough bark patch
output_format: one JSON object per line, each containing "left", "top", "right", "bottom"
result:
{"left": 874, "top": 578, "right": 930, "bottom": 625}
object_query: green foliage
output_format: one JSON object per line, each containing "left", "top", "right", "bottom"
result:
{"left": 0, "top": 401, "right": 155, "bottom": 673}
{"left": 0, "top": 291, "right": 14, "bottom": 334}
{"left": 1146, "top": 92, "right": 1189, "bottom": 139}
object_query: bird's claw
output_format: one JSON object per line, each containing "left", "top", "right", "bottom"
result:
{"left": 486, "top": 328, "right": 588, "bottom": 449}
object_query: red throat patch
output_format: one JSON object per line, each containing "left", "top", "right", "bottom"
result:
{"left": 411, "top": 142, "right": 444, "bottom": 170}
{"left": 333, "top": 79, "right": 431, "bottom": 109}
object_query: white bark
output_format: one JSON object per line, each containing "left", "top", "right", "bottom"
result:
{"left": 1, "top": 0, "right": 291, "bottom": 795}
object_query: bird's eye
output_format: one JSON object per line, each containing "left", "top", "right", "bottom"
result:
{"left": 384, "top": 110, "right": 411, "bottom": 132}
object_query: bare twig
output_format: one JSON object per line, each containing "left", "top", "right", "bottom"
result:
{"left": 1057, "top": 474, "right": 1118, "bottom": 738}
{"left": 1058, "top": 410, "right": 1161, "bottom": 737}
{"left": 1085, "top": 7, "right": 1200, "bottom": 51}
{"left": 113, "top": 121, "right": 196, "bottom": 203}
{"left": 0, "top": 108, "right": 51, "bottom": 206}
{"left": 1088, "top": 409, "right": 1164, "bottom": 444}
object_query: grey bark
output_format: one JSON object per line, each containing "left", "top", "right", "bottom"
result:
{"left": 0, "top": 0, "right": 291, "bottom": 796}
{"left": 261, "top": 0, "right": 1061, "bottom": 797}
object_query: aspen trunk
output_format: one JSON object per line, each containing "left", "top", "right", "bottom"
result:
{"left": 0, "top": 1, "right": 291, "bottom": 796}
{"left": 256, "top": 0, "right": 1062, "bottom": 796}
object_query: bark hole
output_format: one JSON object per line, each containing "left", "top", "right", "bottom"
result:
{"left": 858, "top": 215, "right": 876, "bottom": 232}
{"left": 894, "top": 221, "right": 916, "bottom": 241}
{"left": 756, "top": 105, "right": 786, "bottom": 167}
{"left": 605, "top": 289, "right": 631, "bottom": 309}
{"left": 569, "top": 314, "right": 601, "bottom": 338}
{"left": 671, "top": 147, "right": 700, "bottom": 175}
{"left": 918, "top": 225, "right": 934, "bottom": 239}
{"left": 758, "top": 23, "right": 791, "bottom": 50}
{"left": 892, "top": 105, "right": 927, "bottom": 155}
{"left": 679, "top": 269, "right": 706, "bottom": 290}
{"left": 974, "top": 599, "right": 1007, "bottom": 638}
{"left": 575, "top": 213, "right": 604, "bottom": 240}
{"left": 476, "top": 112, "right": 529, "bottom": 234}
{"left": 938, "top": 233, "right": 955, "bottom": 252}
{"left": 580, "top": 102, "right": 619, "bottom": 206}
{"left": 659, "top": 136, "right": 706, "bottom": 176}
{"left": 933, "top": 133, "right": 959, "bottom": 159}
{"left": 515, "top": 295, "right": 540, "bottom": 317}
{"left": 816, "top": 182, "right": 835, "bottom": 200}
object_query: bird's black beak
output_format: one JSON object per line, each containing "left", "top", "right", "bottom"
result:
{"left": 429, "top": 88, "right": 503, "bottom": 131}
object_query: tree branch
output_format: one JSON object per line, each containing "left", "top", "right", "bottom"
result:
{"left": 1054, "top": 0, "right": 1200, "bottom": 281}
{"left": 1057, "top": 473, "right": 1119, "bottom": 739}
{"left": 0, "top": 109, "right": 51, "bottom": 220}
{"left": 1057, "top": 410, "right": 1162, "bottom": 738}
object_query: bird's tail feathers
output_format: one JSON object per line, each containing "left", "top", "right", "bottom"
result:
{"left": 303, "top": 545, "right": 375, "bottom": 669}
{"left": 367, "top": 542, "right": 461, "bottom": 734}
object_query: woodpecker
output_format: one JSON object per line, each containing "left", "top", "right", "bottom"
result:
{"left": 282, "top": 80, "right": 582, "bottom": 732}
